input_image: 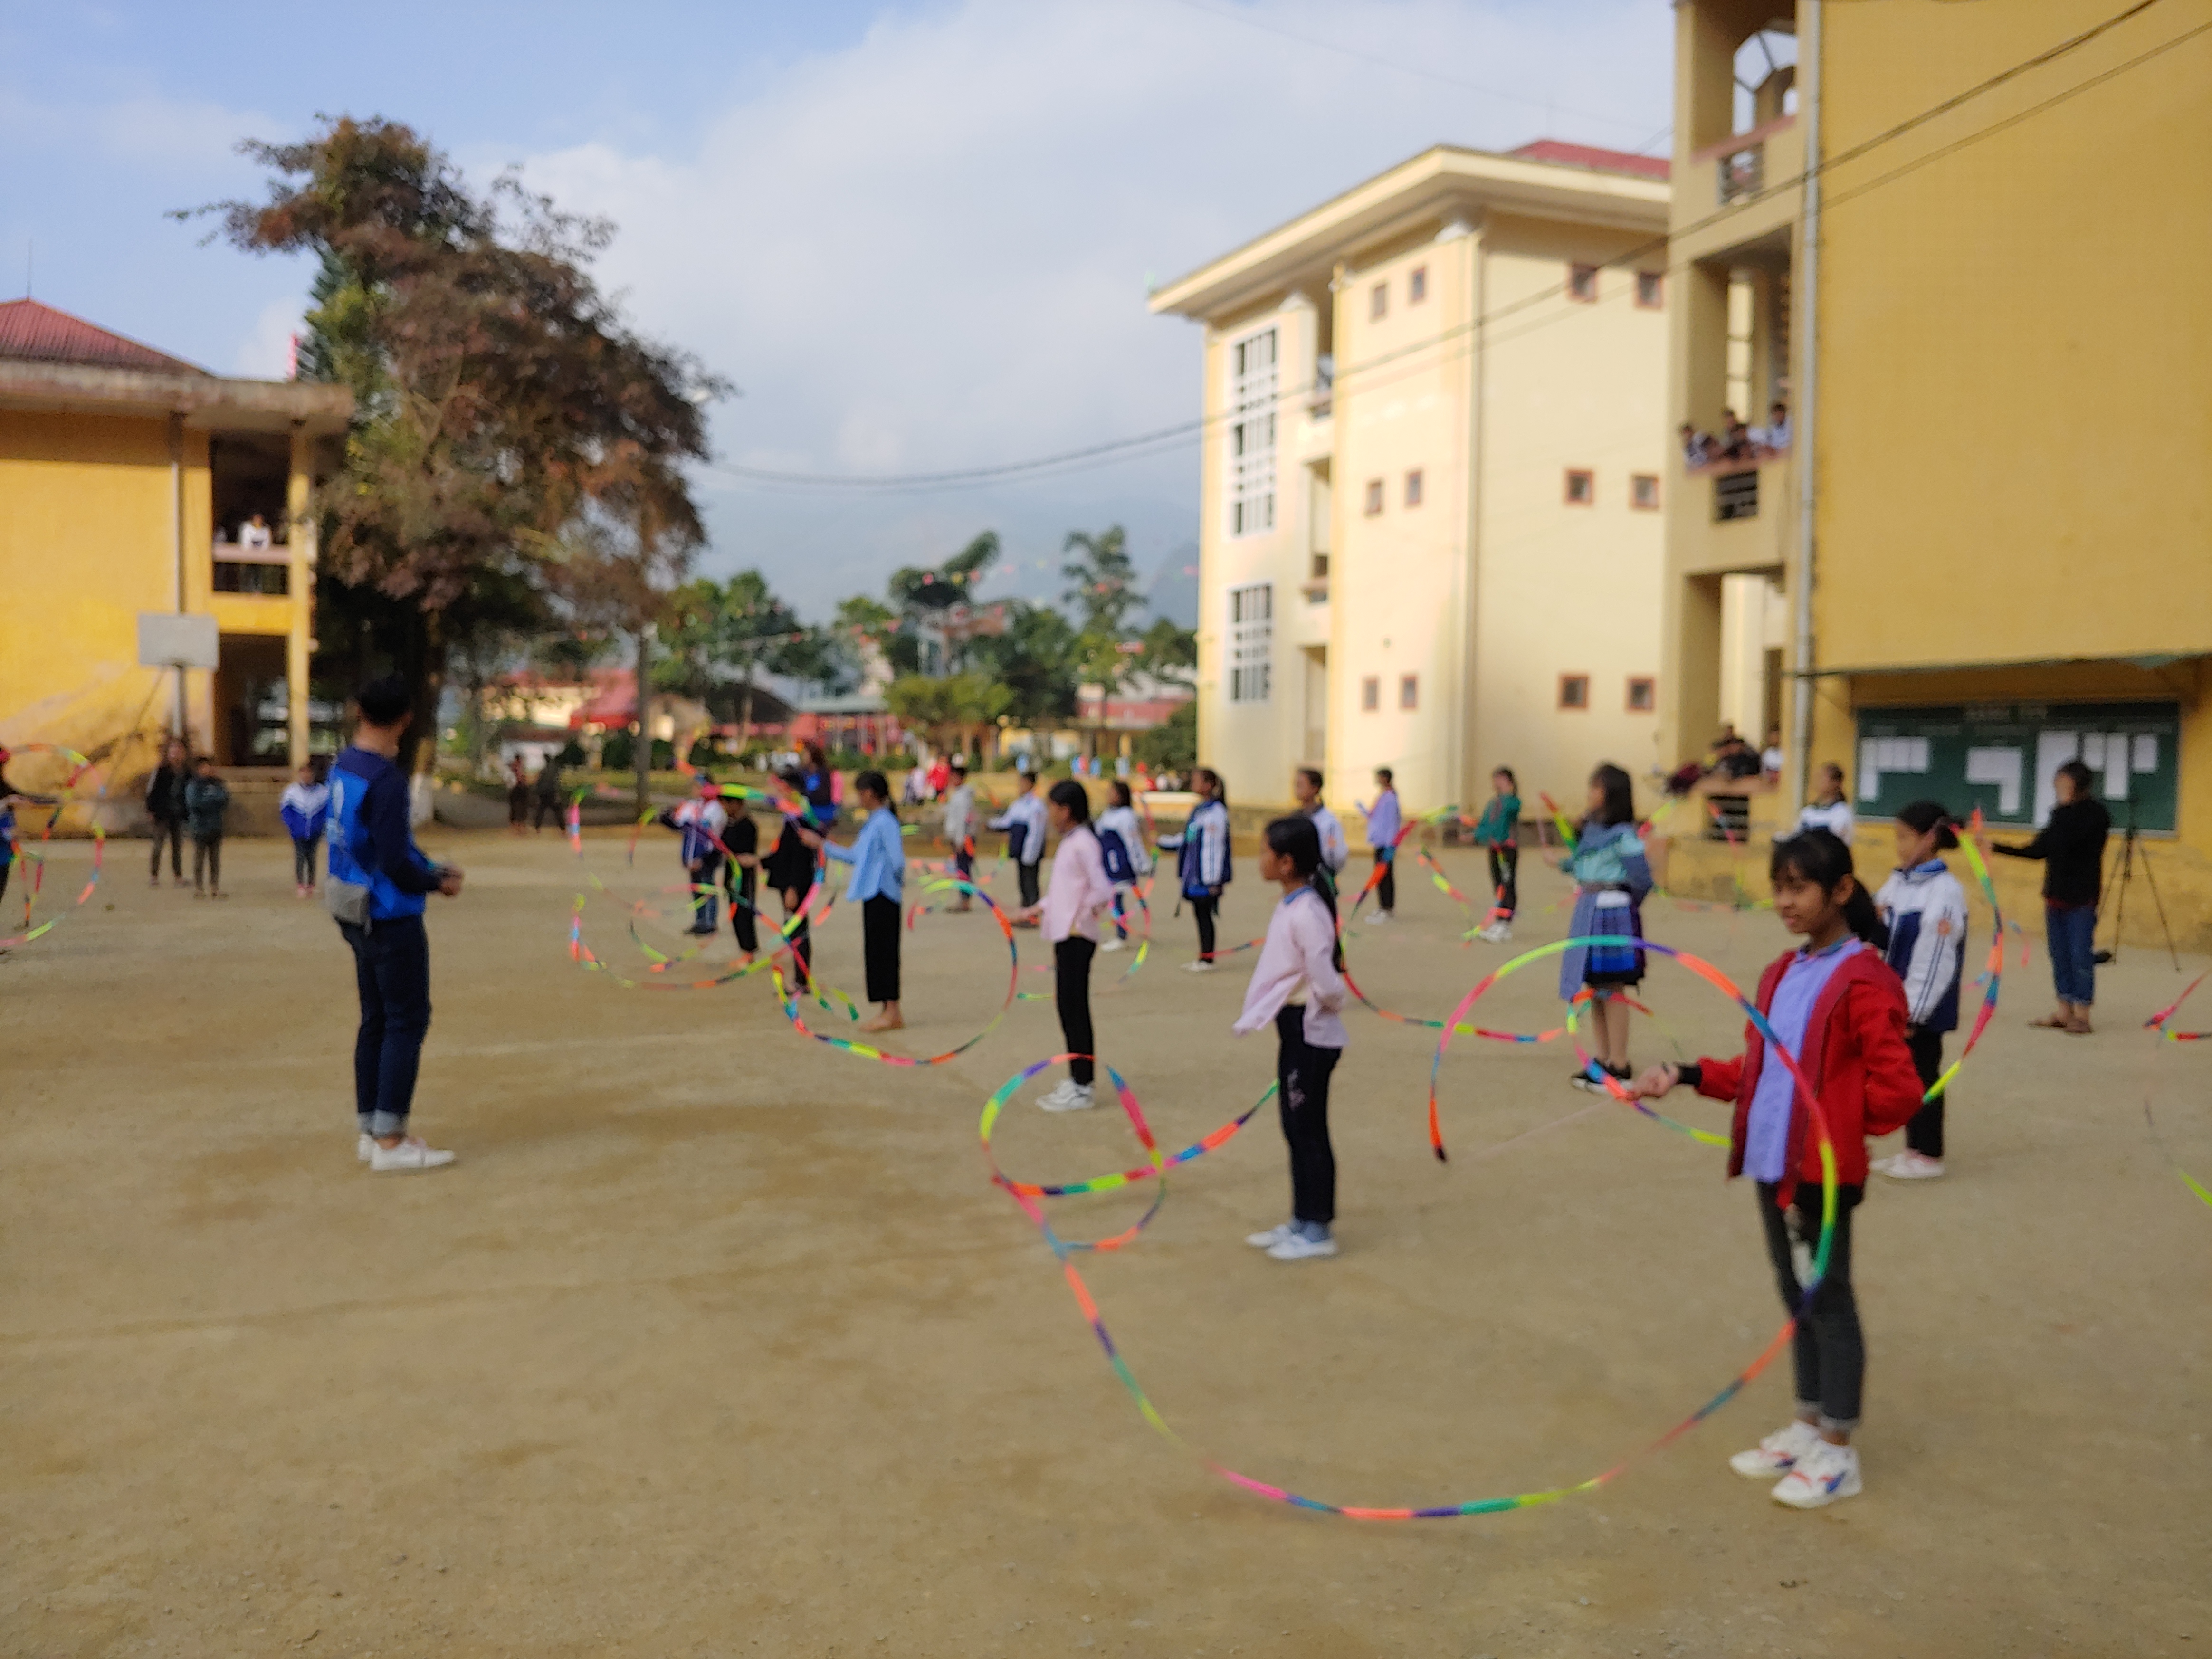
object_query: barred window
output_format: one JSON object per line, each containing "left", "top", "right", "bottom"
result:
{"left": 1229, "top": 582, "right": 1273, "bottom": 703}
{"left": 1228, "top": 328, "right": 1278, "bottom": 538}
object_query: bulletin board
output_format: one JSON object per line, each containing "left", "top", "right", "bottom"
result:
{"left": 1852, "top": 702, "right": 2179, "bottom": 832}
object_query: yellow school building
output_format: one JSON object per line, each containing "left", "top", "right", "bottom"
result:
{"left": 1151, "top": 142, "right": 1672, "bottom": 836}
{"left": 0, "top": 300, "right": 349, "bottom": 812}
{"left": 1659, "top": 0, "right": 2212, "bottom": 944}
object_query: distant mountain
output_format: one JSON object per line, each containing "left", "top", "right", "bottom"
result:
{"left": 1143, "top": 542, "right": 1200, "bottom": 629}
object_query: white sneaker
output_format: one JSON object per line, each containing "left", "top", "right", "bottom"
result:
{"left": 1267, "top": 1228, "right": 1339, "bottom": 1261}
{"left": 368, "top": 1136, "right": 457, "bottom": 1173}
{"left": 1880, "top": 1150, "right": 1946, "bottom": 1181}
{"left": 1182, "top": 958, "right": 1219, "bottom": 973}
{"left": 1368, "top": 912, "right": 1391, "bottom": 926}
{"left": 1482, "top": 922, "right": 1513, "bottom": 943}
{"left": 1099, "top": 937, "right": 1126, "bottom": 953}
{"left": 357, "top": 1133, "right": 374, "bottom": 1163}
{"left": 1036, "top": 1080, "right": 1096, "bottom": 1113}
{"left": 1245, "top": 1221, "right": 1297, "bottom": 1249}
{"left": 1729, "top": 1419, "right": 1823, "bottom": 1480}
{"left": 1770, "top": 1439, "right": 1862, "bottom": 1508}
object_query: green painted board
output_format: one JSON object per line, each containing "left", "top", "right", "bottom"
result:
{"left": 1853, "top": 701, "right": 2178, "bottom": 832}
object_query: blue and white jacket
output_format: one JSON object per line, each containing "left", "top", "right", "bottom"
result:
{"left": 989, "top": 791, "right": 1049, "bottom": 868}
{"left": 1875, "top": 858, "right": 1969, "bottom": 1032}
{"left": 280, "top": 781, "right": 330, "bottom": 843}
{"left": 327, "top": 747, "right": 442, "bottom": 923}
{"left": 1095, "top": 804, "right": 1151, "bottom": 885}
{"left": 1159, "top": 798, "right": 1231, "bottom": 899}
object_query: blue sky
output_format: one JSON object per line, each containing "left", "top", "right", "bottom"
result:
{"left": 2, "top": 1, "right": 1672, "bottom": 620}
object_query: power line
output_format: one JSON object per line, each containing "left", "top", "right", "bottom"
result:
{"left": 708, "top": 0, "right": 2185, "bottom": 494}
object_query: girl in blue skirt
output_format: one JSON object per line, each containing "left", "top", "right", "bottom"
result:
{"left": 1555, "top": 763, "right": 1651, "bottom": 1092}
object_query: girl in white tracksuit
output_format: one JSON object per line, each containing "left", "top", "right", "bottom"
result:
{"left": 1156, "top": 766, "right": 1231, "bottom": 969}
{"left": 1095, "top": 780, "right": 1153, "bottom": 951}
{"left": 1872, "top": 801, "right": 1969, "bottom": 1180}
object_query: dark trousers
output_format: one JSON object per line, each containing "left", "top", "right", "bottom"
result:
{"left": 1374, "top": 849, "right": 1396, "bottom": 913}
{"left": 1276, "top": 1006, "right": 1342, "bottom": 1225}
{"left": 1191, "top": 893, "right": 1219, "bottom": 959}
{"left": 725, "top": 864, "right": 759, "bottom": 953}
{"left": 192, "top": 835, "right": 223, "bottom": 892}
{"left": 863, "top": 894, "right": 902, "bottom": 1003}
{"left": 1757, "top": 1181, "right": 1864, "bottom": 1430}
{"left": 292, "top": 837, "right": 319, "bottom": 886}
{"left": 533, "top": 793, "right": 560, "bottom": 831}
{"left": 1486, "top": 845, "right": 1518, "bottom": 918}
{"left": 1055, "top": 936, "right": 1096, "bottom": 1086}
{"left": 2047, "top": 901, "right": 2097, "bottom": 1005}
{"left": 688, "top": 853, "right": 723, "bottom": 933}
{"left": 1017, "top": 860, "right": 1042, "bottom": 909}
{"left": 1905, "top": 1027, "right": 1946, "bottom": 1159}
{"left": 780, "top": 887, "right": 812, "bottom": 985}
{"left": 150, "top": 818, "right": 185, "bottom": 879}
{"left": 0, "top": 861, "right": 10, "bottom": 908}
{"left": 340, "top": 914, "right": 432, "bottom": 1138}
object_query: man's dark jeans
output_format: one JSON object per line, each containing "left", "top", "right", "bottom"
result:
{"left": 341, "top": 913, "right": 432, "bottom": 1138}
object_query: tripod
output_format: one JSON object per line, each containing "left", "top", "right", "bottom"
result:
{"left": 2095, "top": 801, "right": 2178, "bottom": 971}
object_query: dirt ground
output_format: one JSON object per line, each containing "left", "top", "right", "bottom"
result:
{"left": 3, "top": 824, "right": 2207, "bottom": 1659}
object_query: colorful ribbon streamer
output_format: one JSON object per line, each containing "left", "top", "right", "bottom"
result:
{"left": 2145, "top": 971, "right": 2210, "bottom": 1042}
{"left": 1, "top": 743, "right": 106, "bottom": 952}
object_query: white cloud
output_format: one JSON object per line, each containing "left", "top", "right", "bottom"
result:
{"left": 496, "top": 0, "right": 1673, "bottom": 616}
{"left": 233, "top": 296, "right": 300, "bottom": 379}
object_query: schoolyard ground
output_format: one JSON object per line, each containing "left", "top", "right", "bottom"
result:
{"left": 2, "top": 827, "right": 2206, "bottom": 1658}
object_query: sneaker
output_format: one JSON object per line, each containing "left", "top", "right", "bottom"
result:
{"left": 1267, "top": 1226, "right": 1340, "bottom": 1261}
{"left": 1099, "top": 937, "right": 1126, "bottom": 953}
{"left": 1036, "top": 1080, "right": 1096, "bottom": 1113}
{"left": 1729, "top": 1420, "right": 1823, "bottom": 1480}
{"left": 1868, "top": 1153, "right": 1901, "bottom": 1176}
{"left": 368, "top": 1136, "right": 457, "bottom": 1173}
{"left": 1245, "top": 1221, "right": 1297, "bottom": 1249}
{"left": 1770, "top": 1439, "right": 1862, "bottom": 1508}
{"left": 1571, "top": 1064, "right": 1630, "bottom": 1094}
{"left": 1881, "top": 1150, "right": 1946, "bottom": 1181}
{"left": 1489, "top": 922, "right": 1513, "bottom": 942}
{"left": 357, "top": 1133, "right": 375, "bottom": 1163}
{"left": 1368, "top": 913, "right": 1391, "bottom": 926}
{"left": 1182, "top": 958, "right": 1219, "bottom": 973}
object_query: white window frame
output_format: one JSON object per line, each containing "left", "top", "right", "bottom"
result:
{"left": 1227, "top": 327, "right": 1278, "bottom": 539}
{"left": 1228, "top": 582, "right": 1273, "bottom": 704}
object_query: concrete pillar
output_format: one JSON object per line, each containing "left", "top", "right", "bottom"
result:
{"left": 286, "top": 423, "right": 314, "bottom": 769}
{"left": 1661, "top": 572, "right": 1726, "bottom": 769}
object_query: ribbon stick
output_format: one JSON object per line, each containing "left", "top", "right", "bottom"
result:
{"left": 1921, "top": 817, "right": 2006, "bottom": 1101}
{"left": 2145, "top": 971, "right": 2210, "bottom": 1042}
{"left": 2143, "top": 1100, "right": 2212, "bottom": 1209}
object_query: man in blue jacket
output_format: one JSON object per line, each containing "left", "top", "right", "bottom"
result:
{"left": 327, "top": 676, "right": 464, "bottom": 1172}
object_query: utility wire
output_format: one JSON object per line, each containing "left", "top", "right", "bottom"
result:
{"left": 710, "top": 0, "right": 2185, "bottom": 494}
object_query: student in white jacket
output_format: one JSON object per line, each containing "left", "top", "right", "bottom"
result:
{"left": 941, "top": 757, "right": 977, "bottom": 912}
{"left": 1870, "top": 801, "right": 1970, "bottom": 1182}
{"left": 1232, "top": 815, "right": 1351, "bottom": 1261}
{"left": 1291, "top": 767, "right": 1349, "bottom": 878}
{"left": 1094, "top": 778, "right": 1152, "bottom": 953}
{"left": 988, "top": 770, "right": 1049, "bottom": 913}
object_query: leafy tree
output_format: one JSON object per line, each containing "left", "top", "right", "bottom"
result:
{"left": 1133, "top": 700, "right": 1196, "bottom": 771}
{"left": 965, "top": 601, "right": 1079, "bottom": 727}
{"left": 1062, "top": 524, "right": 1143, "bottom": 757}
{"left": 657, "top": 570, "right": 824, "bottom": 750}
{"left": 1134, "top": 616, "right": 1197, "bottom": 685}
{"left": 884, "top": 671, "right": 1010, "bottom": 761}
{"left": 201, "top": 115, "right": 725, "bottom": 776}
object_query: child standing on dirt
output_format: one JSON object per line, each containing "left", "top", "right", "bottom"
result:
{"left": 1556, "top": 763, "right": 1651, "bottom": 1090}
{"left": 720, "top": 798, "right": 762, "bottom": 961}
{"left": 184, "top": 759, "right": 230, "bottom": 900}
{"left": 1019, "top": 780, "right": 1116, "bottom": 1111}
{"left": 1632, "top": 827, "right": 1921, "bottom": 1510}
{"left": 661, "top": 774, "right": 729, "bottom": 936}
{"left": 281, "top": 762, "right": 330, "bottom": 897}
{"left": 942, "top": 757, "right": 977, "bottom": 913}
{"left": 1361, "top": 768, "right": 1401, "bottom": 922}
{"left": 811, "top": 770, "right": 905, "bottom": 1033}
{"left": 1471, "top": 766, "right": 1522, "bottom": 943}
{"left": 1871, "top": 801, "right": 1969, "bottom": 1182}
{"left": 1234, "top": 815, "right": 1350, "bottom": 1261}
{"left": 1095, "top": 778, "right": 1151, "bottom": 952}
{"left": 990, "top": 770, "right": 1048, "bottom": 915}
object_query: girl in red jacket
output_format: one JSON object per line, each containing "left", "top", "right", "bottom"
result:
{"left": 1633, "top": 827, "right": 1923, "bottom": 1510}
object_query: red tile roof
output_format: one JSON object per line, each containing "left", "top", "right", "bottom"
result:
{"left": 1509, "top": 140, "right": 1671, "bottom": 182}
{"left": 0, "top": 298, "right": 210, "bottom": 374}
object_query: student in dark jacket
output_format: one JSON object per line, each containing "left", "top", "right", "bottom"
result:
{"left": 145, "top": 739, "right": 192, "bottom": 887}
{"left": 1993, "top": 758, "right": 2111, "bottom": 1034}
{"left": 183, "top": 758, "right": 231, "bottom": 899}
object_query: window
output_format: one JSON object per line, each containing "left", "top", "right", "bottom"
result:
{"left": 1370, "top": 282, "right": 1388, "bottom": 320}
{"left": 1630, "top": 473, "right": 1661, "bottom": 511}
{"left": 1228, "top": 327, "right": 1278, "bottom": 537}
{"left": 1228, "top": 582, "right": 1273, "bottom": 703}
{"left": 1635, "top": 271, "right": 1664, "bottom": 309}
{"left": 1404, "top": 468, "right": 1424, "bottom": 508}
{"left": 1399, "top": 674, "right": 1419, "bottom": 711}
{"left": 1559, "top": 674, "right": 1591, "bottom": 710}
{"left": 1626, "top": 677, "right": 1657, "bottom": 713}
{"left": 1564, "top": 469, "right": 1594, "bottom": 505}
{"left": 1409, "top": 266, "right": 1428, "bottom": 303}
{"left": 1567, "top": 264, "right": 1598, "bottom": 303}
{"left": 1363, "top": 478, "right": 1384, "bottom": 516}
{"left": 1361, "top": 676, "right": 1380, "bottom": 712}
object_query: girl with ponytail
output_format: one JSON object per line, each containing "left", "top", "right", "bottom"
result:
{"left": 1630, "top": 825, "right": 1922, "bottom": 1513}
{"left": 1231, "top": 816, "right": 1351, "bottom": 1261}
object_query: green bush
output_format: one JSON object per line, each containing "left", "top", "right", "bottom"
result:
{"left": 1133, "top": 702, "right": 1196, "bottom": 770}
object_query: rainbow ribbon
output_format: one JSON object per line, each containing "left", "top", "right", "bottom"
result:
{"left": 2143, "top": 1100, "right": 2212, "bottom": 1210}
{"left": 1924, "top": 816, "right": 2006, "bottom": 1102}
{"left": 2145, "top": 971, "right": 2210, "bottom": 1042}
{"left": 1, "top": 743, "right": 106, "bottom": 951}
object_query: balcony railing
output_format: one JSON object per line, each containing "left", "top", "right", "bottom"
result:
{"left": 1713, "top": 468, "right": 1760, "bottom": 522}
{"left": 212, "top": 539, "right": 292, "bottom": 596}
{"left": 1691, "top": 114, "right": 1796, "bottom": 209}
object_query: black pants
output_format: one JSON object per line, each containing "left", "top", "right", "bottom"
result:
{"left": 863, "top": 894, "right": 902, "bottom": 1003}
{"left": 1905, "top": 1028, "right": 1946, "bottom": 1159}
{"left": 293, "top": 837, "right": 319, "bottom": 886}
{"left": 1055, "top": 936, "right": 1096, "bottom": 1086}
{"left": 192, "top": 836, "right": 222, "bottom": 892}
{"left": 688, "top": 853, "right": 723, "bottom": 932}
{"left": 1191, "top": 894, "right": 1219, "bottom": 959}
{"left": 533, "top": 793, "right": 560, "bottom": 830}
{"left": 1276, "top": 1006, "right": 1342, "bottom": 1224}
{"left": 1757, "top": 1181, "right": 1864, "bottom": 1430}
{"left": 780, "top": 888, "right": 812, "bottom": 985}
{"left": 150, "top": 818, "right": 184, "bottom": 879}
{"left": 725, "top": 863, "right": 759, "bottom": 953}
{"left": 1486, "top": 845, "right": 1518, "bottom": 918}
{"left": 1017, "top": 860, "right": 1041, "bottom": 909}
{"left": 0, "top": 861, "right": 10, "bottom": 908}
{"left": 340, "top": 913, "right": 432, "bottom": 1137}
{"left": 1374, "top": 850, "right": 1396, "bottom": 913}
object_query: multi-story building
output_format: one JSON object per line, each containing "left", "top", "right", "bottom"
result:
{"left": 1150, "top": 142, "right": 1671, "bottom": 827}
{"left": 0, "top": 299, "right": 348, "bottom": 788}
{"left": 1660, "top": 0, "right": 2212, "bottom": 940}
